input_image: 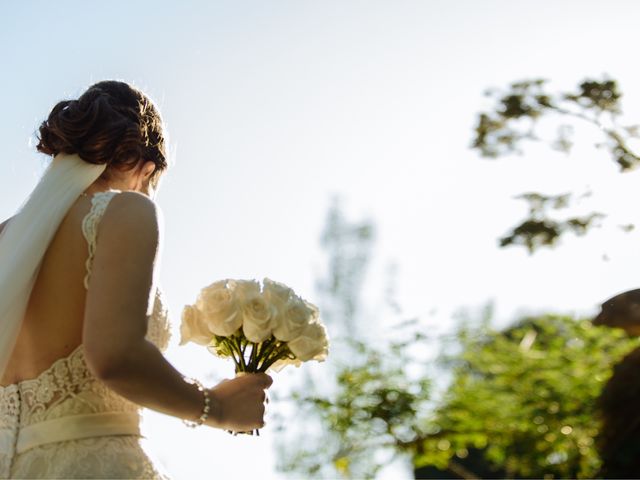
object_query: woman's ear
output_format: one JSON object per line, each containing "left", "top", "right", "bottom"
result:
{"left": 142, "top": 160, "right": 156, "bottom": 179}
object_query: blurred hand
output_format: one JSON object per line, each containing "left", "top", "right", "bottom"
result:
{"left": 205, "top": 372, "right": 273, "bottom": 431}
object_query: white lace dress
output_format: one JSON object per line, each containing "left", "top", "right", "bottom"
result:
{"left": 0, "top": 190, "right": 173, "bottom": 479}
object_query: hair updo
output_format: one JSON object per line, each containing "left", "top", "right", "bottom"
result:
{"left": 36, "top": 80, "right": 168, "bottom": 188}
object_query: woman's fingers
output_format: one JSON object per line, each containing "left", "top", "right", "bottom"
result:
{"left": 256, "top": 373, "right": 273, "bottom": 388}
{"left": 208, "top": 373, "right": 274, "bottom": 431}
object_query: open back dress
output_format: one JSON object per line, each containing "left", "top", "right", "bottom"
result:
{"left": 0, "top": 190, "right": 173, "bottom": 479}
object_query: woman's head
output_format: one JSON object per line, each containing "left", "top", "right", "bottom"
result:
{"left": 36, "top": 80, "right": 168, "bottom": 195}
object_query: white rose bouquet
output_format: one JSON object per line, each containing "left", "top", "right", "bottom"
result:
{"left": 179, "top": 277, "right": 329, "bottom": 435}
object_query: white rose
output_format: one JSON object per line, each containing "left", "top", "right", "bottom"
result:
{"left": 197, "top": 279, "right": 243, "bottom": 337}
{"left": 262, "top": 277, "right": 294, "bottom": 310}
{"left": 303, "top": 299, "right": 320, "bottom": 322}
{"left": 288, "top": 321, "right": 329, "bottom": 362}
{"left": 234, "top": 279, "right": 261, "bottom": 302}
{"left": 262, "top": 278, "right": 294, "bottom": 333}
{"left": 272, "top": 296, "right": 316, "bottom": 341}
{"left": 179, "top": 304, "right": 214, "bottom": 346}
{"left": 268, "top": 356, "right": 302, "bottom": 373}
{"left": 240, "top": 283, "right": 276, "bottom": 343}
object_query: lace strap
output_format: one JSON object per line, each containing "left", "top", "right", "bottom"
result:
{"left": 81, "top": 190, "right": 122, "bottom": 290}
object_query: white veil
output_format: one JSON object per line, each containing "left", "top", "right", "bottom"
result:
{"left": 0, "top": 153, "right": 107, "bottom": 378}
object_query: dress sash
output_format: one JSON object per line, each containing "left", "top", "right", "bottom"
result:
{"left": 0, "top": 411, "right": 142, "bottom": 455}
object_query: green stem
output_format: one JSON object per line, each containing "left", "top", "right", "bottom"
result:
{"left": 229, "top": 335, "right": 246, "bottom": 371}
{"left": 251, "top": 336, "right": 274, "bottom": 369}
{"left": 257, "top": 340, "right": 280, "bottom": 367}
{"left": 248, "top": 342, "right": 258, "bottom": 371}
{"left": 257, "top": 342, "right": 290, "bottom": 371}
{"left": 222, "top": 338, "right": 242, "bottom": 371}
{"left": 240, "top": 334, "right": 247, "bottom": 357}
{"left": 260, "top": 336, "right": 275, "bottom": 353}
{"left": 237, "top": 335, "right": 247, "bottom": 371}
{"left": 258, "top": 349, "right": 293, "bottom": 372}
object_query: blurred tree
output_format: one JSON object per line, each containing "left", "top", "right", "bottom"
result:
{"left": 472, "top": 77, "right": 639, "bottom": 253}
{"left": 267, "top": 74, "right": 640, "bottom": 480}
{"left": 273, "top": 194, "right": 413, "bottom": 479}
{"left": 414, "top": 314, "right": 639, "bottom": 479}
{"left": 471, "top": 75, "right": 640, "bottom": 478}
{"left": 276, "top": 287, "right": 639, "bottom": 478}
{"left": 285, "top": 332, "right": 432, "bottom": 479}
{"left": 315, "top": 194, "right": 375, "bottom": 341}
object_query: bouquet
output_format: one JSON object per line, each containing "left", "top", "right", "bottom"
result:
{"left": 179, "top": 277, "right": 329, "bottom": 436}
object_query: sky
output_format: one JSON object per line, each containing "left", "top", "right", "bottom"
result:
{"left": 2, "top": 0, "right": 640, "bottom": 478}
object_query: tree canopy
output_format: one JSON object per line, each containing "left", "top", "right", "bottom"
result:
{"left": 472, "top": 77, "right": 639, "bottom": 253}
{"left": 415, "top": 314, "right": 638, "bottom": 478}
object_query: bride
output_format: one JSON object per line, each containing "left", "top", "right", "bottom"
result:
{"left": 0, "top": 80, "right": 272, "bottom": 479}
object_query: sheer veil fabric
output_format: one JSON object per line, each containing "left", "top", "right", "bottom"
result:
{"left": 0, "top": 153, "right": 107, "bottom": 378}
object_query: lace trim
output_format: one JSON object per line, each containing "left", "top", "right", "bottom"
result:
{"left": 0, "top": 345, "right": 83, "bottom": 394}
{"left": 0, "top": 345, "right": 136, "bottom": 429}
{"left": 81, "top": 190, "right": 122, "bottom": 290}
{"left": 148, "top": 286, "right": 172, "bottom": 352}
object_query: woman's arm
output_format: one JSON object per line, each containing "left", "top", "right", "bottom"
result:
{"left": 82, "top": 191, "right": 271, "bottom": 431}
{"left": 94, "top": 334, "right": 271, "bottom": 431}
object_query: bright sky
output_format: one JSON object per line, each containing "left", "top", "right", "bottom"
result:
{"left": 2, "top": 1, "right": 640, "bottom": 478}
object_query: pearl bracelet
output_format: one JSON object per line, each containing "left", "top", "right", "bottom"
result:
{"left": 182, "top": 377, "right": 211, "bottom": 428}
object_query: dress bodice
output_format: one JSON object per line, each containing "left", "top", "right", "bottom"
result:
{"left": 0, "top": 190, "right": 172, "bottom": 478}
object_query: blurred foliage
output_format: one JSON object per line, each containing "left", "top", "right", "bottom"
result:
{"left": 316, "top": 194, "right": 376, "bottom": 339}
{"left": 415, "top": 314, "right": 639, "bottom": 479}
{"left": 278, "top": 300, "right": 639, "bottom": 478}
{"left": 273, "top": 196, "right": 640, "bottom": 479}
{"left": 274, "top": 196, "right": 386, "bottom": 479}
{"left": 267, "top": 77, "right": 640, "bottom": 480}
{"left": 472, "top": 77, "right": 640, "bottom": 253}
{"left": 497, "top": 192, "right": 605, "bottom": 253}
{"left": 280, "top": 332, "right": 432, "bottom": 479}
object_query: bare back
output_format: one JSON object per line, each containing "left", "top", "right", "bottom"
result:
{"left": 0, "top": 195, "right": 97, "bottom": 386}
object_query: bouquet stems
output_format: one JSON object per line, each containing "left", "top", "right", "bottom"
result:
{"left": 223, "top": 333, "right": 292, "bottom": 436}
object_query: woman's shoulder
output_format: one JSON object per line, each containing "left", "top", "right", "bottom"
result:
{"left": 99, "top": 191, "right": 161, "bottom": 242}
{"left": 106, "top": 190, "right": 157, "bottom": 210}
{"left": 104, "top": 190, "right": 158, "bottom": 216}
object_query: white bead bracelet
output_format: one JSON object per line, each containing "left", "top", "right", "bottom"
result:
{"left": 182, "top": 377, "right": 211, "bottom": 428}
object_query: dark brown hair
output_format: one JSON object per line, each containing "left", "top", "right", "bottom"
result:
{"left": 36, "top": 80, "right": 168, "bottom": 188}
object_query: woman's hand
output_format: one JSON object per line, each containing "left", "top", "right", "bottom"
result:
{"left": 205, "top": 372, "right": 273, "bottom": 431}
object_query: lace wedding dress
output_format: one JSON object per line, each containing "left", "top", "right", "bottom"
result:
{"left": 0, "top": 190, "right": 173, "bottom": 479}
